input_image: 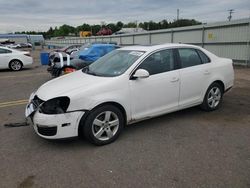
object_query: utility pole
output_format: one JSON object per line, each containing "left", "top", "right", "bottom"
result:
{"left": 100, "top": 21, "right": 106, "bottom": 26}
{"left": 135, "top": 20, "right": 138, "bottom": 32}
{"left": 228, "top": 9, "right": 234, "bottom": 21}
{"left": 177, "top": 9, "right": 179, "bottom": 21}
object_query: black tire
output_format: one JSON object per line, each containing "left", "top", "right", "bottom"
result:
{"left": 51, "top": 67, "right": 62, "bottom": 77}
{"left": 9, "top": 60, "right": 23, "bottom": 71}
{"left": 82, "top": 105, "right": 125, "bottom": 146}
{"left": 200, "top": 82, "right": 224, "bottom": 111}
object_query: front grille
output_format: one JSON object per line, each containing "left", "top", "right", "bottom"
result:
{"left": 37, "top": 126, "right": 57, "bottom": 136}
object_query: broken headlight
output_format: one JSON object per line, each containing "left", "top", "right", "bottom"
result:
{"left": 39, "top": 97, "right": 70, "bottom": 114}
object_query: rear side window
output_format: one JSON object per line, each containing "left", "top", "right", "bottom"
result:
{"left": 178, "top": 48, "right": 202, "bottom": 68}
{"left": 196, "top": 49, "right": 210, "bottom": 63}
{"left": 0, "top": 48, "right": 11, "bottom": 54}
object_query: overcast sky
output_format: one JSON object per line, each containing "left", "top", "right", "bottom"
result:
{"left": 0, "top": 0, "right": 249, "bottom": 33}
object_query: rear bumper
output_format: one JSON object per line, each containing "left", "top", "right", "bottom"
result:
{"left": 23, "top": 58, "right": 33, "bottom": 67}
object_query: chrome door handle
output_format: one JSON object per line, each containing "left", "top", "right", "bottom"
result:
{"left": 171, "top": 77, "right": 179, "bottom": 83}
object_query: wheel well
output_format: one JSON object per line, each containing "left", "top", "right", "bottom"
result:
{"left": 9, "top": 59, "right": 23, "bottom": 68}
{"left": 78, "top": 102, "right": 127, "bottom": 137}
{"left": 92, "top": 102, "right": 127, "bottom": 124}
{"left": 212, "top": 80, "right": 225, "bottom": 93}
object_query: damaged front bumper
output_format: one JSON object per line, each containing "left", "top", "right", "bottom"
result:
{"left": 29, "top": 110, "right": 85, "bottom": 139}
{"left": 25, "top": 94, "right": 85, "bottom": 139}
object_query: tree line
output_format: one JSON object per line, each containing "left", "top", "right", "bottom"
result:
{"left": 16, "top": 19, "right": 201, "bottom": 39}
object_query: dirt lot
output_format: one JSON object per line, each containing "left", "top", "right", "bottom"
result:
{"left": 0, "top": 48, "right": 249, "bottom": 188}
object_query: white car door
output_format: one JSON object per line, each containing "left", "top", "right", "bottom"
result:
{"left": 0, "top": 48, "right": 12, "bottom": 69}
{"left": 129, "top": 49, "right": 180, "bottom": 120}
{"left": 178, "top": 48, "right": 212, "bottom": 108}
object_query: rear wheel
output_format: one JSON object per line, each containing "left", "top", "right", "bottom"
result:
{"left": 82, "top": 105, "right": 124, "bottom": 145}
{"left": 201, "top": 82, "right": 223, "bottom": 111}
{"left": 9, "top": 60, "right": 23, "bottom": 71}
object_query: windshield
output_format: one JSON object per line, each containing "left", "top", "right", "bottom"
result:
{"left": 83, "top": 50, "right": 145, "bottom": 77}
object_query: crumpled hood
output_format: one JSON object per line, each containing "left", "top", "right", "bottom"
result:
{"left": 35, "top": 70, "right": 111, "bottom": 101}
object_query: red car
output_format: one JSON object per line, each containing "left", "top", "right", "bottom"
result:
{"left": 97, "top": 27, "right": 112, "bottom": 36}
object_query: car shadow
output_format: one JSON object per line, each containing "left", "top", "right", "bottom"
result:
{"left": 41, "top": 136, "right": 96, "bottom": 149}
{"left": 0, "top": 67, "right": 35, "bottom": 73}
{"left": 40, "top": 106, "right": 204, "bottom": 148}
{"left": 124, "top": 106, "right": 202, "bottom": 133}
{"left": 25, "top": 88, "right": 249, "bottom": 149}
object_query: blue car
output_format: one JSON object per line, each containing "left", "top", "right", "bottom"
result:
{"left": 79, "top": 44, "right": 117, "bottom": 61}
{"left": 49, "top": 44, "right": 119, "bottom": 77}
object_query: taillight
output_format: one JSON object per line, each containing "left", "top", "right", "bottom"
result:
{"left": 24, "top": 53, "right": 31, "bottom": 57}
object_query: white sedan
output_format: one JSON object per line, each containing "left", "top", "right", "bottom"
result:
{"left": 0, "top": 46, "right": 33, "bottom": 71}
{"left": 25, "top": 44, "right": 234, "bottom": 145}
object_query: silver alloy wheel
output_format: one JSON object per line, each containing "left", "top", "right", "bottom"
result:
{"left": 207, "top": 87, "right": 221, "bottom": 108}
{"left": 92, "top": 111, "right": 119, "bottom": 141}
{"left": 10, "top": 60, "right": 22, "bottom": 71}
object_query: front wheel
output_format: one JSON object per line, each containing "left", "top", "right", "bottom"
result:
{"left": 201, "top": 82, "right": 223, "bottom": 111}
{"left": 82, "top": 105, "right": 124, "bottom": 145}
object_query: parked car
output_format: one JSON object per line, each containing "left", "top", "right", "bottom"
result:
{"left": 49, "top": 44, "right": 90, "bottom": 65}
{"left": 7, "top": 43, "right": 32, "bottom": 49}
{"left": 0, "top": 46, "right": 33, "bottom": 71}
{"left": 97, "top": 27, "right": 112, "bottom": 36}
{"left": 25, "top": 44, "right": 234, "bottom": 145}
{"left": 50, "top": 44, "right": 82, "bottom": 55}
{"left": 48, "top": 44, "right": 82, "bottom": 66}
{"left": 19, "top": 43, "right": 32, "bottom": 48}
{"left": 6, "top": 43, "right": 21, "bottom": 49}
{"left": 48, "top": 43, "right": 118, "bottom": 77}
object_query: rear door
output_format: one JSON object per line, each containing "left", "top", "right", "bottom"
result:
{"left": 177, "top": 48, "right": 212, "bottom": 108}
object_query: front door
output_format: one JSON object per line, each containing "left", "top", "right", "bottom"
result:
{"left": 129, "top": 49, "right": 180, "bottom": 120}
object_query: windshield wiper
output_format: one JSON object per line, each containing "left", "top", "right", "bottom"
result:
{"left": 82, "top": 66, "right": 89, "bottom": 73}
{"left": 82, "top": 66, "right": 97, "bottom": 76}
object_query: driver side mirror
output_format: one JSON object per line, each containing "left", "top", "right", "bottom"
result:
{"left": 132, "top": 69, "right": 150, "bottom": 79}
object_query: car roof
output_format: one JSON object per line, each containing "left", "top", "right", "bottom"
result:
{"left": 119, "top": 43, "right": 201, "bottom": 52}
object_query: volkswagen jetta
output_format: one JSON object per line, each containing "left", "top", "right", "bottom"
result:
{"left": 25, "top": 44, "right": 234, "bottom": 145}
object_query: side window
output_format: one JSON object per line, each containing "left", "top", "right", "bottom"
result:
{"left": 137, "top": 49, "right": 175, "bottom": 75}
{"left": 178, "top": 48, "right": 202, "bottom": 68}
{"left": 196, "top": 49, "right": 210, "bottom": 63}
{"left": 0, "top": 48, "right": 11, "bottom": 54}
